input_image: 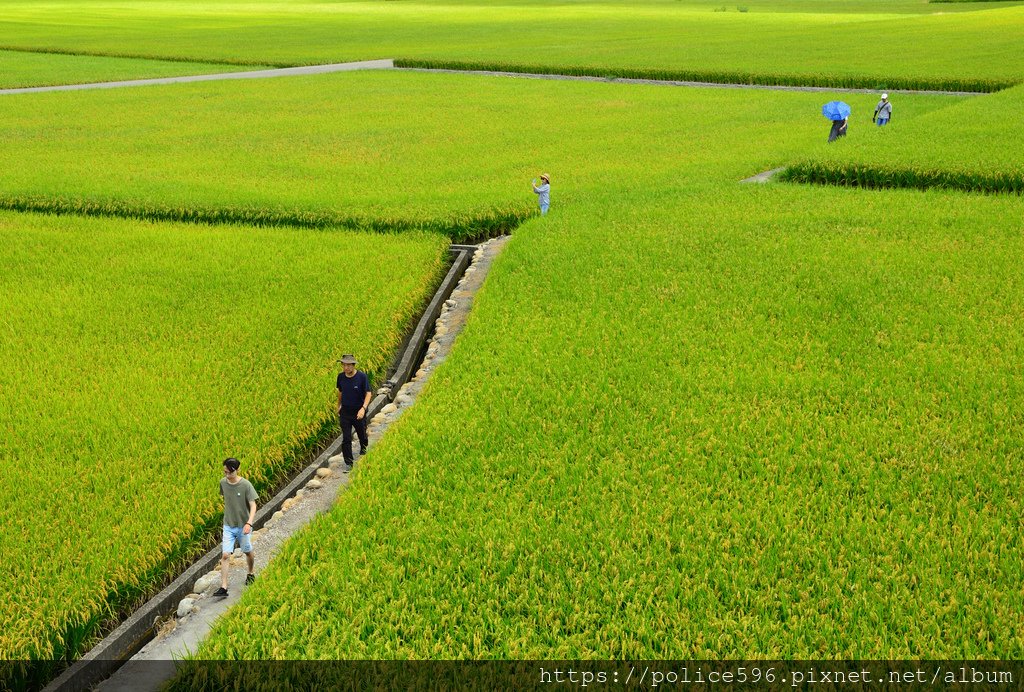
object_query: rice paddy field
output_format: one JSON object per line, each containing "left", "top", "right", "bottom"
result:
{"left": 172, "top": 76, "right": 1020, "bottom": 660}
{"left": 0, "top": 73, "right": 963, "bottom": 228}
{"left": 784, "top": 83, "right": 1024, "bottom": 193}
{"left": 1, "top": 1, "right": 1024, "bottom": 88}
{"left": 0, "top": 212, "right": 448, "bottom": 670}
{"left": 0, "top": 0, "right": 1022, "bottom": 682}
{"left": 0, "top": 49, "right": 262, "bottom": 89}
{"left": 194, "top": 187, "right": 1024, "bottom": 659}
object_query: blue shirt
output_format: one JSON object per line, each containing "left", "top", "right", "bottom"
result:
{"left": 337, "top": 370, "right": 370, "bottom": 410}
{"left": 533, "top": 182, "right": 550, "bottom": 207}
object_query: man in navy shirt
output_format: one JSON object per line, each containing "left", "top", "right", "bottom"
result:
{"left": 337, "top": 354, "right": 372, "bottom": 471}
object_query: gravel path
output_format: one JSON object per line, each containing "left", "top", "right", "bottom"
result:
{"left": 92, "top": 236, "right": 510, "bottom": 692}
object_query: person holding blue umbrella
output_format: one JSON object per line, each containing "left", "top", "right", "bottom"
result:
{"left": 823, "top": 100, "right": 851, "bottom": 142}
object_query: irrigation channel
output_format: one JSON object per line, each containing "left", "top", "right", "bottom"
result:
{"left": 45, "top": 237, "right": 509, "bottom": 692}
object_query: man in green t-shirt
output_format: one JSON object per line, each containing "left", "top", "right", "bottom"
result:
{"left": 214, "top": 457, "right": 258, "bottom": 598}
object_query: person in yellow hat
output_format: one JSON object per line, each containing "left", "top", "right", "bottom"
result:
{"left": 531, "top": 173, "right": 551, "bottom": 215}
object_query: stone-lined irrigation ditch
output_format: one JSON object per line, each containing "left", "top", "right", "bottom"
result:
{"left": 45, "top": 236, "right": 509, "bottom": 692}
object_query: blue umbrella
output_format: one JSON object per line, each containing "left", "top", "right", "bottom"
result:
{"left": 822, "top": 101, "right": 851, "bottom": 121}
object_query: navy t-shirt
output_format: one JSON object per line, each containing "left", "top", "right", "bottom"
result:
{"left": 337, "top": 370, "right": 370, "bottom": 410}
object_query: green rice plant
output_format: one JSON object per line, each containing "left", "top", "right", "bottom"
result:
{"left": 0, "top": 1, "right": 1021, "bottom": 88}
{"left": 0, "top": 212, "right": 448, "bottom": 670}
{"left": 0, "top": 76, "right": 834, "bottom": 678}
{"left": 0, "top": 66, "right": 985, "bottom": 674}
{"left": 782, "top": 162, "right": 1024, "bottom": 194}
{"left": 25, "top": 69, "right": 992, "bottom": 665}
{"left": 0, "top": 5, "right": 1020, "bottom": 673}
{"left": 783, "top": 83, "right": 1024, "bottom": 193}
{"left": 0, "top": 49, "right": 264, "bottom": 89}
{"left": 0, "top": 45, "right": 278, "bottom": 68}
{"left": 0, "top": 195, "right": 531, "bottom": 244}
{"left": 0, "top": 70, "right": 962, "bottom": 229}
{"left": 396, "top": 58, "right": 1013, "bottom": 93}
{"left": 0, "top": 72, "right": 573, "bottom": 241}
{"left": 187, "top": 186, "right": 1024, "bottom": 661}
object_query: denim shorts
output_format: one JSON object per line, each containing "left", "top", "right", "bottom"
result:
{"left": 222, "top": 524, "right": 253, "bottom": 554}
{"left": 876, "top": 118, "right": 889, "bottom": 126}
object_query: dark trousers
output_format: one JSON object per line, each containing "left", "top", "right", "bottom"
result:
{"left": 828, "top": 120, "right": 847, "bottom": 142}
{"left": 339, "top": 408, "right": 368, "bottom": 462}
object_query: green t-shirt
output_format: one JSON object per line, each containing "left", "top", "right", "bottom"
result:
{"left": 220, "top": 477, "right": 257, "bottom": 528}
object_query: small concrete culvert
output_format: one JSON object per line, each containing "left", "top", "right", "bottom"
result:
{"left": 47, "top": 236, "right": 510, "bottom": 692}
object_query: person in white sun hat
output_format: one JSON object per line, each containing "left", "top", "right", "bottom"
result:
{"left": 873, "top": 93, "right": 892, "bottom": 126}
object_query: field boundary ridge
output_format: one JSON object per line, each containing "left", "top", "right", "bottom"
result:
{"left": 780, "top": 162, "right": 1024, "bottom": 195}
{"left": 0, "top": 196, "right": 530, "bottom": 244}
{"left": 395, "top": 59, "right": 1015, "bottom": 95}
